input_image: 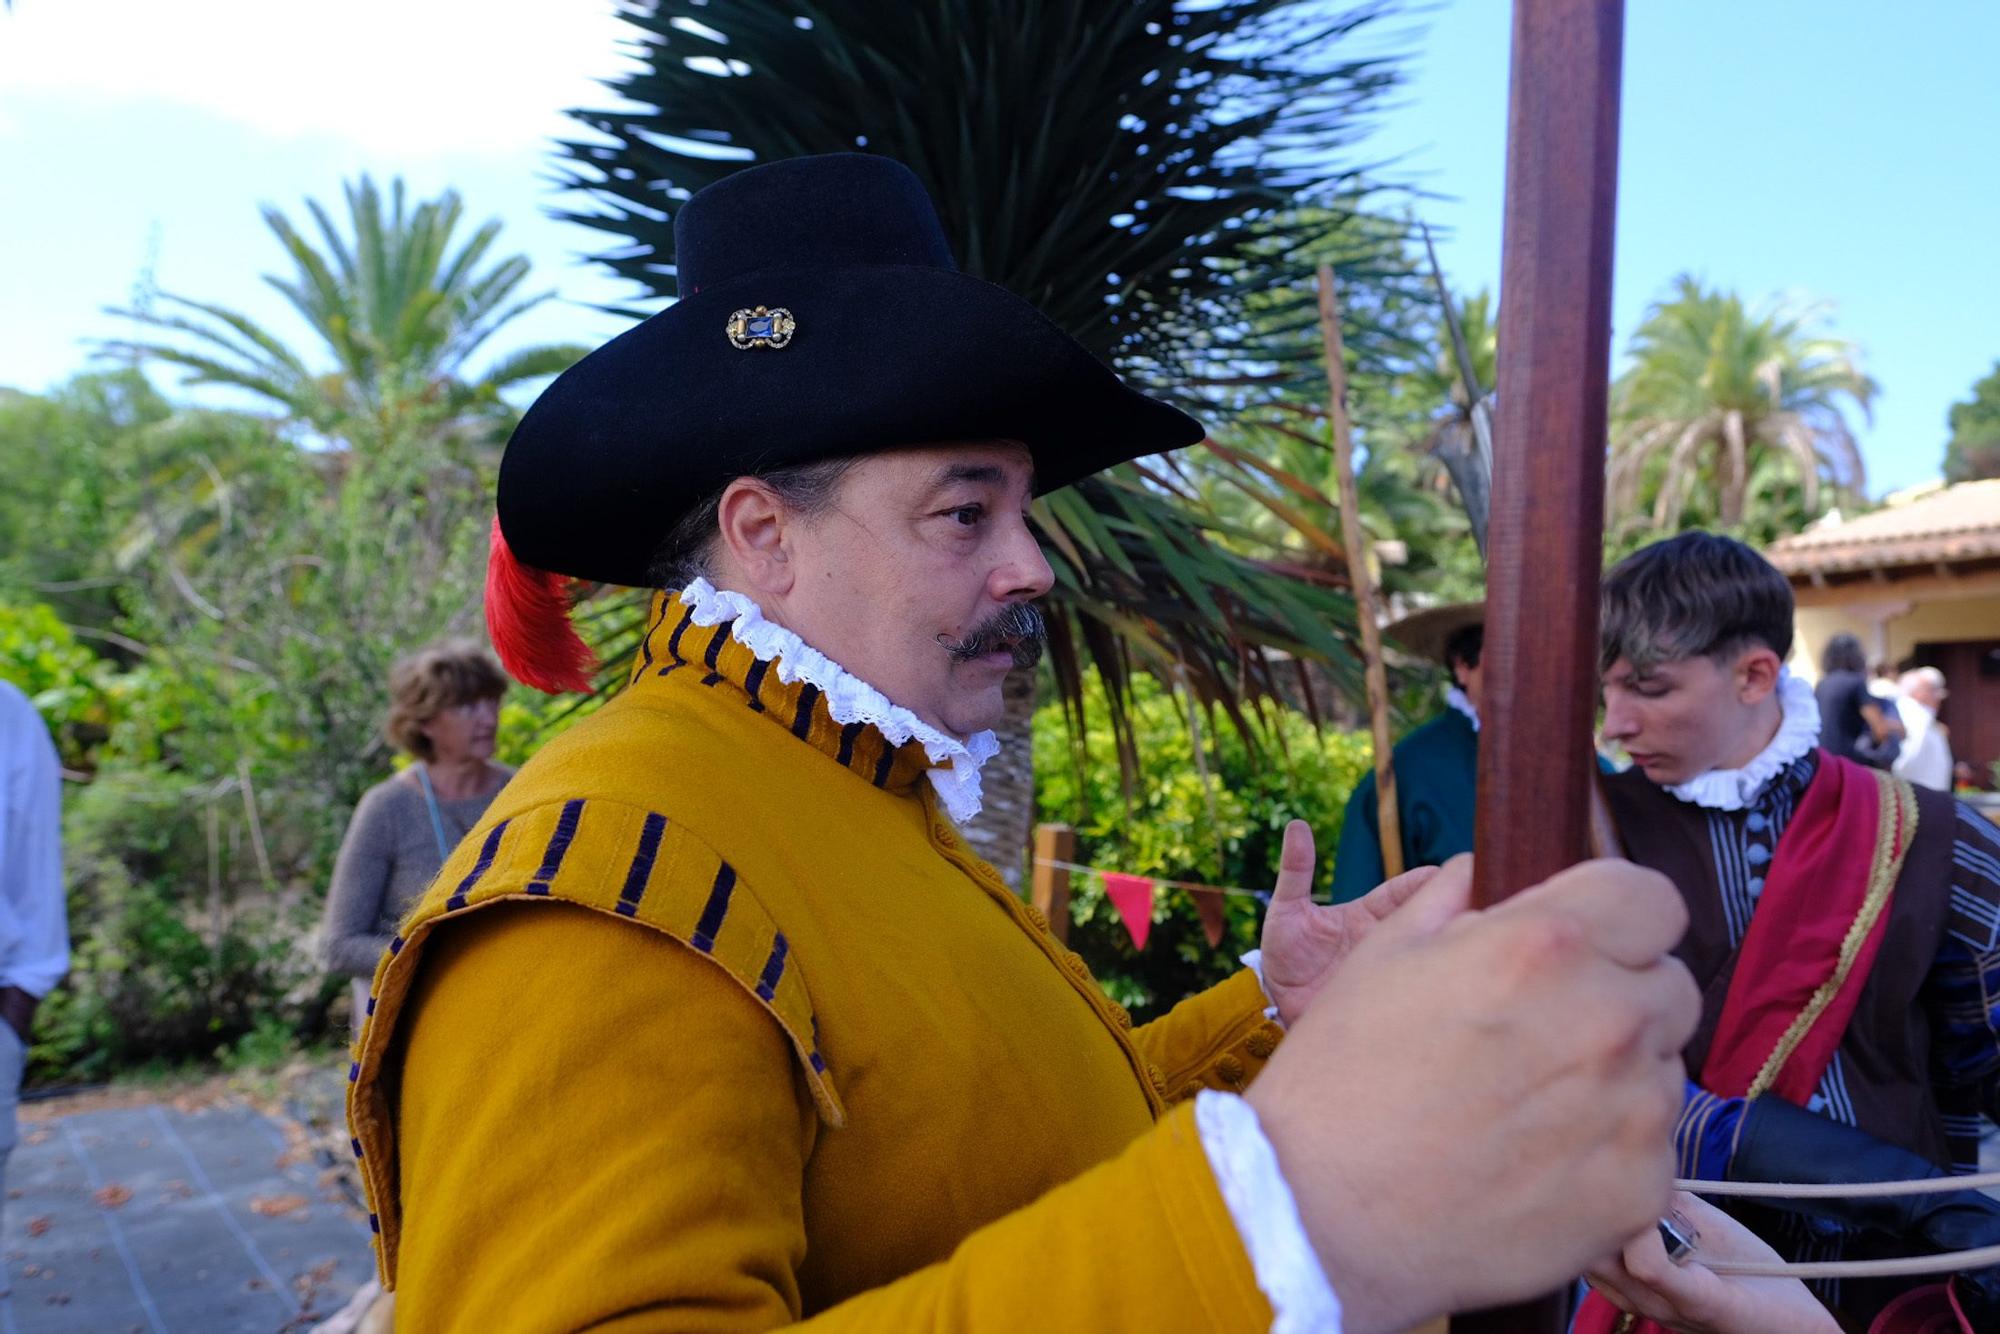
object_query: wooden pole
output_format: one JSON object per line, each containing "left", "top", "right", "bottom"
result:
{"left": 1455, "top": 0, "right": 1624, "bottom": 1330}
{"left": 1317, "top": 264, "right": 1404, "bottom": 879}
{"left": 1030, "top": 823, "right": 1075, "bottom": 943}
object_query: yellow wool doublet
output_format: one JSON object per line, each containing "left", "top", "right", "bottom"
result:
{"left": 349, "top": 594, "right": 1286, "bottom": 1330}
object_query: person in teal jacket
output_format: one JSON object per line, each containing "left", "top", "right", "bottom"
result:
{"left": 1331, "top": 604, "right": 1482, "bottom": 903}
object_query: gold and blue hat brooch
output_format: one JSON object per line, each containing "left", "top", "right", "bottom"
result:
{"left": 727, "top": 306, "right": 795, "bottom": 350}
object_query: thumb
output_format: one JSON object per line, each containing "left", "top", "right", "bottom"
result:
{"left": 1268, "top": 819, "right": 1317, "bottom": 908}
{"left": 1373, "top": 853, "right": 1475, "bottom": 940}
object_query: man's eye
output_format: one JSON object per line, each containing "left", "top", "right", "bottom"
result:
{"left": 946, "top": 505, "right": 984, "bottom": 526}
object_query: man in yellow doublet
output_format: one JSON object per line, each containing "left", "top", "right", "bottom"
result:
{"left": 354, "top": 592, "right": 1287, "bottom": 1328}
{"left": 347, "top": 153, "right": 1712, "bottom": 1332}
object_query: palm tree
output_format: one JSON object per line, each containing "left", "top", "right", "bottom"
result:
{"left": 1608, "top": 276, "right": 1875, "bottom": 532}
{"left": 556, "top": 0, "right": 1419, "bottom": 875}
{"left": 103, "top": 176, "right": 587, "bottom": 451}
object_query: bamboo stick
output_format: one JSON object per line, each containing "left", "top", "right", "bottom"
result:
{"left": 1315, "top": 264, "right": 1404, "bottom": 879}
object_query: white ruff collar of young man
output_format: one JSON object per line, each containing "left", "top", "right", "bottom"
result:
{"left": 678, "top": 577, "right": 1000, "bottom": 824}
{"left": 1664, "top": 668, "right": 1822, "bottom": 812}
{"left": 1446, "top": 685, "right": 1481, "bottom": 733}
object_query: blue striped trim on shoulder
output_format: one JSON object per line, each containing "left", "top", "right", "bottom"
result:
{"left": 525, "top": 800, "right": 587, "bottom": 896}
{"left": 690, "top": 862, "right": 737, "bottom": 953}
{"left": 754, "top": 933, "right": 790, "bottom": 1002}
{"left": 446, "top": 819, "right": 512, "bottom": 911}
{"left": 742, "top": 657, "right": 769, "bottom": 712}
{"left": 616, "top": 812, "right": 669, "bottom": 918}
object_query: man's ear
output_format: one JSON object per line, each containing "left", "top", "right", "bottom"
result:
{"left": 715, "top": 479, "right": 796, "bottom": 597}
{"left": 1736, "top": 646, "right": 1783, "bottom": 705}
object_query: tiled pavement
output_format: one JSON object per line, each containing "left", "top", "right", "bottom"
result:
{"left": 2, "top": 1096, "right": 374, "bottom": 1333}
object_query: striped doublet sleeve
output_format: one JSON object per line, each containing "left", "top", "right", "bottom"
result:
{"left": 349, "top": 797, "right": 842, "bottom": 1283}
{"left": 395, "top": 795, "right": 839, "bottom": 1123}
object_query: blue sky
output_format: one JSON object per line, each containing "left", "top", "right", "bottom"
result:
{"left": 3, "top": 1, "right": 1995, "bottom": 497}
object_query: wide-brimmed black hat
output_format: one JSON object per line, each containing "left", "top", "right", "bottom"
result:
{"left": 496, "top": 153, "right": 1205, "bottom": 588}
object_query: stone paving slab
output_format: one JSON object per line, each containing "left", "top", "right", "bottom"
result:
{"left": 3, "top": 1096, "right": 374, "bottom": 1333}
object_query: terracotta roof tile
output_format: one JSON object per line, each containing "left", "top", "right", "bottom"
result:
{"left": 1766, "top": 480, "right": 2000, "bottom": 575}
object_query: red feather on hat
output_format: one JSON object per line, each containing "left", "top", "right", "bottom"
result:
{"left": 485, "top": 516, "right": 596, "bottom": 694}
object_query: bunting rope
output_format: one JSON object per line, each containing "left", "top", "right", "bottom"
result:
{"left": 1034, "top": 857, "right": 1270, "bottom": 900}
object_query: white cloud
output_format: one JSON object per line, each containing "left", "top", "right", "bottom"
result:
{"left": 0, "top": 0, "right": 643, "bottom": 155}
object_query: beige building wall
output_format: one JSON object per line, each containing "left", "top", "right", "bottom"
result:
{"left": 1788, "top": 571, "right": 2000, "bottom": 681}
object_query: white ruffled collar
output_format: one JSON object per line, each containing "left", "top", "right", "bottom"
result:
{"left": 1445, "top": 685, "right": 1481, "bottom": 733}
{"left": 1664, "top": 669, "right": 1822, "bottom": 812}
{"left": 677, "top": 578, "right": 999, "bottom": 825}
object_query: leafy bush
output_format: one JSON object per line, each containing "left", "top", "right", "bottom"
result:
{"left": 38, "top": 763, "right": 327, "bottom": 1084}
{"left": 0, "top": 600, "right": 129, "bottom": 771}
{"left": 1032, "top": 674, "right": 1372, "bottom": 1019}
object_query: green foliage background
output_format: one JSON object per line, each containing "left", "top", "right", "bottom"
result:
{"left": 1033, "top": 673, "right": 1373, "bottom": 1019}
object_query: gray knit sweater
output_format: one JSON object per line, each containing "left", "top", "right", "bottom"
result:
{"left": 319, "top": 773, "right": 507, "bottom": 978}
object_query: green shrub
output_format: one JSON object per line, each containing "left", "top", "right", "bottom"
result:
{"left": 36, "top": 762, "right": 326, "bottom": 1085}
{"left": 1032, "top": 674, "right": 1372, "bottom": 1019}
{"left": 0, "top": 600, "right": 130, "bottom": 772}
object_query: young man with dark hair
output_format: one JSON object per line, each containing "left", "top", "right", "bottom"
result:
{"left": 1581, "top": 531, "right": 2000, "bottom": 1329}
{"left": 1331, "top": 604, "right": 1483, "bottom": 901}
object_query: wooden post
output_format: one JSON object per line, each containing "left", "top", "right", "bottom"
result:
{"left": 1317, "top": 264, "right": 1404, "bottom": 879}
{"left": 1456, "top": 0, "right": 1624, "bottom": 1331}
{"left": 1030, "top": 823, "right": 1075, "bottom": 943}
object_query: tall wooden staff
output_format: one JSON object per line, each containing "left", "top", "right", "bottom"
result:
{"left": 1455, "top": 1, "right": 1625, "bottom": 1332}
{"left": 1317, "top": 264, "right": 1404, "bottom": 879}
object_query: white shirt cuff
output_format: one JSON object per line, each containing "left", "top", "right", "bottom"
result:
{"left": 1194, "top": 1089, "right": 1342, "bottom": 1333}
{"left": 1240, "top": 948, "right": 1283, "bottom": 1024}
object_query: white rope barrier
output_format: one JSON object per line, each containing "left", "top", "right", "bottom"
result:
{"left": 1673, "top": 1173, "right": 2000, "bottom": 1279}
{"left": 1702, "top": 1241, "right": 2000, "bottom": 1280}
{"left": 1676, "top": 1169, "right": 2000, "bottom": 1199}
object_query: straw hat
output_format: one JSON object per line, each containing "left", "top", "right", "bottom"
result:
{"left": 1383, "top": 601, "right": 1486, "bottom": 666}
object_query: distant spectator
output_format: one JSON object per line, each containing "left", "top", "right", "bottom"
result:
{"left": 1816, "top": 633, "right": 1902, "bottom": 769}
{"left": 0, "top": 681, "right": 69, "bottom": 1236}
{"left": 319, "top": 641, "right": 512, "bottom": 1029}
{"left": 1893, "top": 667, "right": 1953, "bottom": 792}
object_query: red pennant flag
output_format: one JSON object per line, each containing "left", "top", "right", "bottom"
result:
{"left": 1192, "top": 890, "right": 1227, "bottom": 948}
{"left": 1102, "top": 873, "right": 1156, "bottom": 952}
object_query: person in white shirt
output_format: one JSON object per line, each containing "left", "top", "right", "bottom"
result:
{"left": 0, "top": 680, "right": 70, "bottom": 1229}
{"left": 1893, "top": 667, "right": 1954, "bottom": 792}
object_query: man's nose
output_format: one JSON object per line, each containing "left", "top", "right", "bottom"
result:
{"left": 993, "top": 515, "right": 1055, "bottom": 601}
{"left": 1600, "top": 694, "right": 1637, "bottom": 739}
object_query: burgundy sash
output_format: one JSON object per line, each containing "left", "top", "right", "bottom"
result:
{"left": 1577, "top": 752, "right": 1922, "bottom": 1333}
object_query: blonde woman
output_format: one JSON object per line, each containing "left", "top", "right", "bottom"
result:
{"left": 320, "top": 640, "right": 512, "bottom": 1027}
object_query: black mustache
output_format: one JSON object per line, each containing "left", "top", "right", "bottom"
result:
{"left": 936, "top": 603, "right": 1046, "bottom": 668}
